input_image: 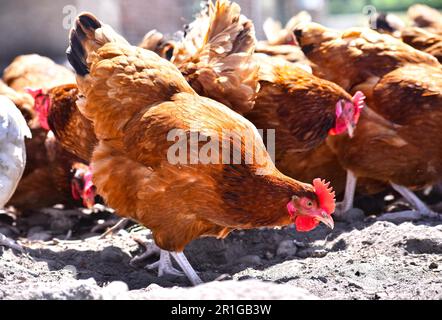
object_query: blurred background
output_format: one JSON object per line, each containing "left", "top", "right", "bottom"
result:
{"left": 0, "top": 0, "right": 441, "bottom": 71}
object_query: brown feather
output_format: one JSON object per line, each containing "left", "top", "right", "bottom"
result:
{"left": 173, "top": 0, "right": 259, "bottom": 114}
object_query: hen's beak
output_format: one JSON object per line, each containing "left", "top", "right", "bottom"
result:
{"left": 316, "top": 212, "right": 334, "bottom": 229}
{"left": 83, "top": 197, "right": 96, "bottom": 209}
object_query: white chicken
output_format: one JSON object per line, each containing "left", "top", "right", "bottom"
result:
{"left": 0, "top": 95, "right": 31, "bottom": 251}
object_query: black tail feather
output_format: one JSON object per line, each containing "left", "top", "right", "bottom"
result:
{"left": 67, "top": 30, "right": 88, "bottom": 76}
{"left": 79, "top": 14, "right": 101, "bottom": 31}
{"left": 66, "top": 13, "right": 102, "bottom": 77}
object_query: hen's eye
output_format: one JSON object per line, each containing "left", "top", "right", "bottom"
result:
{"left": 306, "top": 200, "right": 313, "bottom": 207}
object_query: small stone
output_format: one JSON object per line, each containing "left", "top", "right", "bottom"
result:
{"left": 145, "top": 283, "right": 162, "bottom": 292}
{"left": 312, "top": 276, "right": 327, "bottom": 283}
{"left": 265, "top": 251, "right": 274, "bottom": 260}
{"left": 237, "top": 255, "right": 261, "bottom": 266}
{"left": 214, "top": 274, "right": 232, "bottom": 281}
{"left": 276, "top": 240, "right": 297, "bottom": 257}
{"left": 429, "top": 262, "right": 438, "bottom": 270}
{"left": 102, "top": 281, "right": 129, "bottom": 300}
{"left": 297, "top": 248, "right": 327, "bottom": 258}
{"left": 100, "top": 246, "right": 124, "bottom": 263}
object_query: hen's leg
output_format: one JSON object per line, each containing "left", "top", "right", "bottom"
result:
{"left": 335, "top": 170, "right": 357, "bottom": 216}
{"left": 130, "top": 241, "right": 202, "bottom": 285}
{"left": 171, "top": 252, "right": 203, "bottom": 285}
{"left": 0, "top": 233, "right": 24, "bottom": 253}
{"left": 378, "top": 183, "right": 441, "bottom": 221}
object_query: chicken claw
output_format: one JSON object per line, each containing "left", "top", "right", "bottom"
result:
{"left": 378, "top": 183, "right": 442, "bottom": 221}
{"left": 130, "top": 242, "right": 202, "bottom": 286}
{"left": 0, "top": 233, "right": 24, "bottom": 253}
{"left": 145, "top": 250, "right": 184, "bottom": 277}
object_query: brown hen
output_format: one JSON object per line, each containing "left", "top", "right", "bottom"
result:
{"left": 295, "top": 23, "right": 442, "bottom": 219}
{"left": 3, "top": 54, "right": 75, "bottom": 92}
{"left": 66, "top": 12, "right": 336, "bottom": 285}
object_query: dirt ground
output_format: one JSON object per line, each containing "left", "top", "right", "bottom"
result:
{"left": 0, "top": 191, "right": 442, "bottom": 300}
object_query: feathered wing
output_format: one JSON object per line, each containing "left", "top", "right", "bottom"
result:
{"left": 174, "top": 0, "right": 259, "bottom": 114}
{"left": 0, "top": 96, "right": 32, "bottom": 207}
{"left": 67, "top": 12, "right": 194, "bottom": 142}
{"left": 371, "top": 64, "right": 442, "bottom": 124}
{"left": 67, "top": 12, "right": 271, "bottom": 171}
{"left": 401, "top": 27, "right": 442, "bottom": 62}
{"left": 247, "top": 54, "right": 349, "bottom": 152}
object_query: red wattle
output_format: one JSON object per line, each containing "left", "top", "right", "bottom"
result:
{"left": 295, "top": 216, "right": 319, "bottom": 232}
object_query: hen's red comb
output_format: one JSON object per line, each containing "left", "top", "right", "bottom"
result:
{"left": 313, "top": 178, "right": 336, "bottom": 215}
{"left": 352, "top": 91, "right": 366, "bottom": 109}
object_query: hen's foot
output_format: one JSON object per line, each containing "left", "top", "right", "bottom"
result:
{"left": 0, "top": 233, "right": 24, "bottom": 253}
{"left": 378, "top": 184, "right": 442, "bottom": 222}
{"left": 145, "top": 250, "right": 184, "bottom": 277}
{"left": 130, "top": 242, "right": 203, "bottom": 286}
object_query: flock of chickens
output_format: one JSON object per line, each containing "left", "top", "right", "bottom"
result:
{"left": 0, "top": 1, "right": 441, "bottom": 286}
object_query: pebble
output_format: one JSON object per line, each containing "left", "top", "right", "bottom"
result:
{"left": 297, "top": 248, "right": 327, "bottom": 259}
{"left": 276, "top": 240, "right": 297, "bottom": 257}
{"left": 102, "top": 281, "right": 129, "bottom": 299}
{"left": 429, "top": 262, "right": 438, "bottom": 270}
{"left": 311, "top": 276, "right": 327, "bottom": 283}
{"left": 264, "top": 251, "right": 274, "bottom": 260}
{"left": 100, "top": 246, "right": 125, "bottom": 263}
{"left": 145, "top": 283, "right": 162, "bottom": 292}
